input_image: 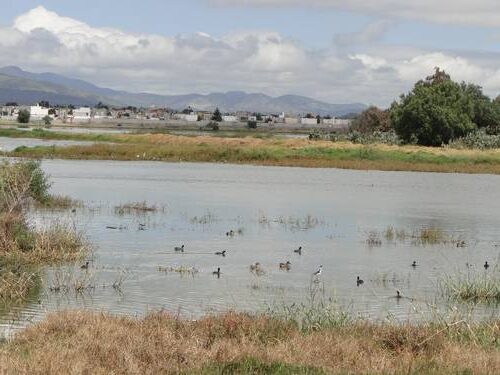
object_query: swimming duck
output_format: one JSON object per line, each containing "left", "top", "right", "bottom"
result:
{"left": 411, "top": 261, "right": 417, "bottom": 268}
{"left": 80, "top": 261, "right": 89, "bottom": 270}
{"left": 279, "top": 261, "right": 291, "bottom": 270}
{"left": 212, "top": 267, "right": 221, "bottom": 277}
{"left": 356, "top": 276, "right": 364, "bottom": 286}
{"left": 294, "top": 246, "right": 302, "bottom": 255}
{"left": 174, "top": 245, "right": 185, "bottom": 252}
{"left": 215, "top": 250, "right": 227, "bottom": 257}
{"left": 250, "top": 262, "right": 261, "bottom": 272}
{"left": 484, "top": 261, "right": 489, "bottom": 270}
{"left": 226, "top": 230, "right": 235, "bottom": 237}
{"left": 396, "top": 290, "right": 402, "bottom": 299}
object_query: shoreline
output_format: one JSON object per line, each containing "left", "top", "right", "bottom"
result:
{"left": 1, "top": 128, "right": 500, "bottom": 174}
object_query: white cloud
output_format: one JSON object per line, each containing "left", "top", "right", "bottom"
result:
{"left": 0, "top": 6, "right": 499, "bottom": 106}
{"left": 335, "top": 20, "right": 393, "bottom": 47}
{"left": 209, "top": 0, "right": 500, "bottom": 28}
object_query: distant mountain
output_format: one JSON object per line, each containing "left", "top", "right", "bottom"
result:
{"left": 0, "top": 66, "right": 366, "bottom": 116}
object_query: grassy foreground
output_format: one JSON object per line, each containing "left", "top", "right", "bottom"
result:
{"left": 3, "top": 128, "right": 500, "bottom": 174}
{"left": 0, "top": 311, "right": 498, "bottom": 374}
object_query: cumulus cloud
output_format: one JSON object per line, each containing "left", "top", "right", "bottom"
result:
{"left": 208, "top": 0, "right": 500, "bottom": 28}
{"left": 0, "top": 6, "right": 499, "bottom": 106}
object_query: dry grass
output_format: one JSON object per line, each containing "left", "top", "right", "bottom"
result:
{"left": 0, "top": 311, "right": 498, "bottom": 374}
{"left": 0, "top": 264, "right": 39, "bottom": 304}
{"left": 0, "top": 215, "right": 89, "bottom": 265}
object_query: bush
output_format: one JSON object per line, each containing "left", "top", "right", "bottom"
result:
{"left": 42, "top": 115, "right": 52, "bottom": 127}
{"left": 448, "top": 129, "right": 500, "bottom": 150}
{"left": 247, "top": 120, "right": 257, "bottom": 129}
{"left": 17, "top": 109, "right": 30, "bottom": 124}
{"left": 350, "top": 106, "right": 391, "bottom": 134}
{"left": 330, "top": 130, "right": 402, "bottom": 145}
{"left": 204, "top": 121, "right": 219, "bottom": 131}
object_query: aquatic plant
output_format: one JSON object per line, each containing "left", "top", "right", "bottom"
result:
{"left": 440, "top": 268, "right": 500, "bottom": 303}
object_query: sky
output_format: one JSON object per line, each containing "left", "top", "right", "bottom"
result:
{"left": 0, "top": 0, "right": 499, "bottom": 106}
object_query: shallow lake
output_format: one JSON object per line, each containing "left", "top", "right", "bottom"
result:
{"left": 1, "top": 160, "right": 499, "bottom": 336}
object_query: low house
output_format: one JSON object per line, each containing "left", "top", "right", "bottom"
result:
{"left": 222, "top": 115, "right": 238, "bottom": 122}
{"left": 30, "top": 104, "right": 49, "bottom": 120}
{"left": 301, "top": 117, "right": 318, "bottom": 125}
{"left": 73, "top": 107, "right": 91, "bottom": 121}
{"left": 284, "top": 117, "right": 299, "bottom": 125}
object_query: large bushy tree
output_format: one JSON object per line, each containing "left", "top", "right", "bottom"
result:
{"left": 390, "top": 68, "right": 500, "bottom": 146}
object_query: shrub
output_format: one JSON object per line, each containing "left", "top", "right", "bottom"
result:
{"left": 17, "top": 109, "right": 30, "bottom": 124}
{"left": 42, "top": 115, "right": 52, "bottom": 127}
{"left": 448, "top": 129, "right": 500, "bottom": 150}
{"left": 247, "top": 120, "right": 257, "bottom": 129}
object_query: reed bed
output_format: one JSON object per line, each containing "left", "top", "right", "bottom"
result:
{"left": 0, "top": 310, "right": 498, "bottom": 374}
{"left": 114, "top": 201, "right": 160, "bottom": 215}
{"left": 440, "top": 269, "right": 500, "bottom": 303}
{"left": 34, "top": 194, "right": 83, "bottom": 210}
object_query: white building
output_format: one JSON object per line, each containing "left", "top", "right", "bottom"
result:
{"left": 222, "top": 115, "right": 238, "bottom": 122}
{"left": 301, "top": 118, "right": 318, "bottom": 125}
{"left": 73, "top": 107, "right": 91, "bottom": 121}
{"left": 284, "top": 117, "right": 299, "bottom": 125}
{"left": 30, "top": 104, "right": 49, "bottom": 120}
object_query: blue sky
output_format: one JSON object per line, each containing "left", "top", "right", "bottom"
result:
{"left": 0, "top": 1, "right": 499, "bottom": 105}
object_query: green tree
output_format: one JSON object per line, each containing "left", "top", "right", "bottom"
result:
{"left": 17, "top": 109, "right": 30, "bottom": 124}
{"left": 211, "top": 108, "right": 222, "bottom": 122}
{"left": 391, "top": 68, "right": 477, "bottom": 146}
{"left": 350, "top": 106, "right": 390, "bottom": 134}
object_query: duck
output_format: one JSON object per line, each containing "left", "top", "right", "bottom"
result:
{"left": 212, "top": 267, "right": 221, "bottom": 277}
{"left": 396, "top": 290, "right": 402, "bottom": 299}
{"left": 484, "top": 261, "right": 490, "bottom": 270}
{"left": 80, "top": 261, "right": 89, "bottom": 270}
{"left": 293, "top": 246, "right": 302, "bottom": 255}
{"left": 226, "top": 230, "right": 235, "bottom": 237}
{"left": 215, "top": 250, "right": 227, "bottom": 257}
{"left": 250, "top": 262, "right": 261, "bottom": 272}
{"left": 456, "top": 240, "right": 466, "bottom": 248}
{"left": 279, "top": 261, "right": 291, "bottom": 270}
{"left": 174, "top": 245, "right": 185, "bottom": 252}
{"left": 313, "top": 265, "right": 323, "bottom": 277}
{"left": 411, "top": 261, "right": 417, "bottom": 268}
{"left": 356, "top": 276, "right": 364, "bottom": 286}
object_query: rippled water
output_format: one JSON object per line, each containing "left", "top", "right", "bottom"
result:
{"left": 1, "top": 159, "right": 500, "bottom": 336}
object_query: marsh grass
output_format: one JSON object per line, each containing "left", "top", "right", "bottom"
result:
{"left": 5, "top": 130, "right": 500, "bottom": 174}
{"left": 0, "top": 310, "right": 498, "bottom": 374}
{"left": 372, "top": 226, "right": 459, "bottom": 247}
{"left": 158, "top": 265, "right": 200, "bottom": 276}
{"left": 34, "top": 194, "right": 83, "bottom": 210}
{"left": 114, "top": 201, "right": 161, "bottom": 215}
{"left": 0, "top": 265, "right": 39, "bottom": 304}
{"left": 440, "top": 269, "right": 500, "bottom": 303}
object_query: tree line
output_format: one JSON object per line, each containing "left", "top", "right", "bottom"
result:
{"left": 351, "top": 68, "right": 500, "bottom": 146}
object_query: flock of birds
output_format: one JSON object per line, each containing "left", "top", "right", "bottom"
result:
{"left": 80, "top": 227, "right": 494, "bottom": 300}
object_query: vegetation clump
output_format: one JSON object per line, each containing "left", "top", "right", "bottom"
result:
{"left": 441, "top": 269, "right": 500, "bottom": 303}
{"left": 0, "top": 160, "right": 89, "bottom": 306}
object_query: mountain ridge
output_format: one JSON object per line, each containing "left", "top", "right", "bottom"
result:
{"left": 0, "top": 66, "right": 366, "bottom": 116}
